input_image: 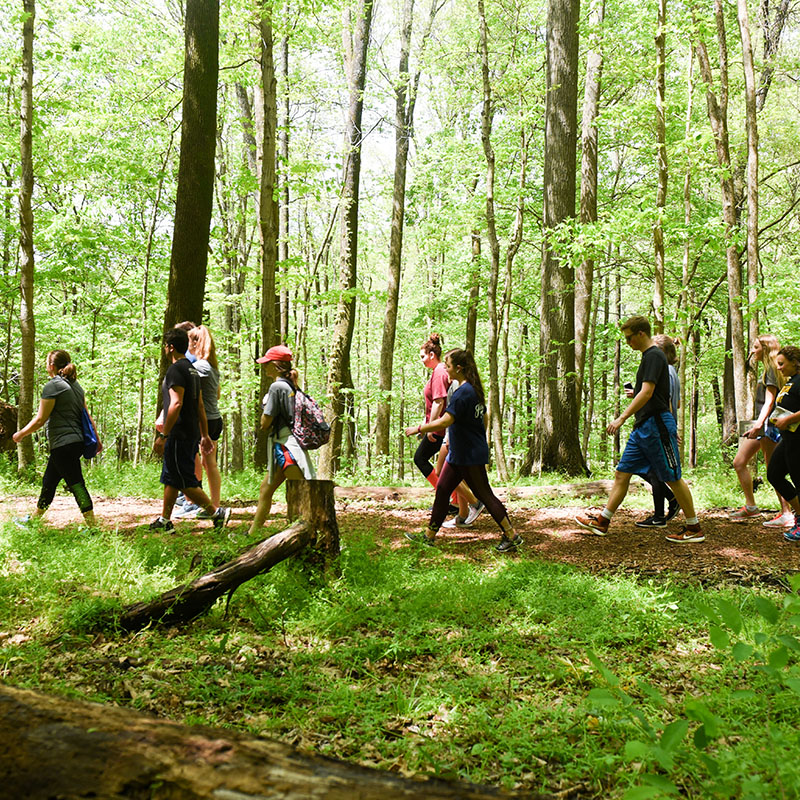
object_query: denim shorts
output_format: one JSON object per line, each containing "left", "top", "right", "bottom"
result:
{"left": 617, "top": 412, "right": 682, "bottom": 483}
{"left": 765, "top": 422, "right": 781, "bottom": 444}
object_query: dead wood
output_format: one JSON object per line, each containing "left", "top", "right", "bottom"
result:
{"left": 119, "top": 521, "right": 310, "bottom": 631}
{"left": 0, "top": 684, "right": 537, "bottom": 800}
{"left": 287, "top": 478, "right": 340, "bottom": 570}
{"left": 0, "top": 400, "right": 17, "bottom": 452}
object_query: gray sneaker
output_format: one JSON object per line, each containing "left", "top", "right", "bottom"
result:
{"left": 464, "top": 502, "right": 484, "bottom": 526}
{"left": 212, "top": 507, "right": 232, "bottom": 529}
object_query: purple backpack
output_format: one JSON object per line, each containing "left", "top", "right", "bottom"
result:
{"left": 279, "top": 379, "right": 331, "bottom": 450}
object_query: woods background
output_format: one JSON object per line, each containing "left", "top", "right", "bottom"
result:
{"left": 2, "top": 0, "right": 799, "bottom": 483}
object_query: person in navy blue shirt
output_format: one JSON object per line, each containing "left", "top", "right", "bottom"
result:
{"left": 404, "top": 348, "right": 521, "bottom": 553}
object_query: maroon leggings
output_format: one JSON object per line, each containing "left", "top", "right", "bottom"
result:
{"left": 430, "top": 461, "right": 509, "bottom": 532}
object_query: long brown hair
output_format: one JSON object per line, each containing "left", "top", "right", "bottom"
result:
{"left": 48, "top": 350, "right": 77, "bottom": 383}
{"left": 446, "top": 349, "right": 485, "bottom": 404}
{"left": 273, "top": 360, "right": 299, "bottom": 385}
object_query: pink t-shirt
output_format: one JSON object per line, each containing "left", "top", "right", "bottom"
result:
{"left": 424, "top": 362, "right": 451, "bottom": 434}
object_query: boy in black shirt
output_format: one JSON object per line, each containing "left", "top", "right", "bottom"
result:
{"left": 575, "top": 315, "right": 703, "bottom": 542}
{"left": 150, "top": 328, "right": 231, "bottom": 532}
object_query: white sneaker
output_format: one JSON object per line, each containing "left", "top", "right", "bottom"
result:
{"left": 763, "top": 511, "right": 795, "bottom": 528}
{"left": 464, "top": 502, "right": 484, "bottom": 526}
{"left": 441, "top": 516, "right": 464, "bottom": 529}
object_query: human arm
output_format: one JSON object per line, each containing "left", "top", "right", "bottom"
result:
{"left": 12, "top": 398, "right": 55, "bottom": 442}
{"left": 745, "top": 385, "right": 777, "bottom": 438}
{"left": 607, "top": 382, "right": 655, "bottom": 436}
{"left": 426, "top": 397, "right": 447, "bottom": 440}
{"left": 153, "top": 386, "right": 183, "bottom": 453}
{"left": 405, "top": 411, "right": 454, "bottom": 438}
{"left": 197, "top": 391, "right": 213, "bottom": 454}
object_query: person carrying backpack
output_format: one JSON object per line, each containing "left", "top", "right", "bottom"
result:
{"left": 249, "top": 345, "right": 317, "bottom": 535}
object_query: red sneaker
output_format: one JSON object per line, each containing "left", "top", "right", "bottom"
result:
{"left": 575, "top": 512, "right": 610, "bottom": 536}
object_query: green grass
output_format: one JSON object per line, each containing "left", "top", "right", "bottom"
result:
{"left": 2, "top": 509, "right": 799, "bottom": 798}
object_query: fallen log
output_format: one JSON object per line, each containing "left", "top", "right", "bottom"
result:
{"left": 0, "top": 685, "right": 538, "bottom": 799}
{"left": 119, "top": 521, "right": 310, "bottom": 631}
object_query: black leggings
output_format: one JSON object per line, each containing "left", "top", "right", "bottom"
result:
{"left": 644, "top": 470, "right": 676, "bottom": 517}
{"left": 767, "top": 436, "right": 800, "bottom": 504}
{"left": 413, "top": 434, "right": 444, "bottom": 479}
{"left": 430, "top": 461, "right": 508, "bottom": 532}
{"left": 38, "top": 441, "right": 93, "bottom": 514}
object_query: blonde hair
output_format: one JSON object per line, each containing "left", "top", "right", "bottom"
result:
{"left": 756, "top": 334, "right": 784, "bottom": 390}
{"left": 188, "top": 325, "right": 218, "bottom": 370}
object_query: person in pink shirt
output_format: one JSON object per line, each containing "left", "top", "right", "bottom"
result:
{"left": 412, "top": 333, "right": 450, "bottom": 490}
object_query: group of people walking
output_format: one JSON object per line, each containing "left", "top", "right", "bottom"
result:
{"left": 13, "top": 315, "right": 800, "bottom": 547}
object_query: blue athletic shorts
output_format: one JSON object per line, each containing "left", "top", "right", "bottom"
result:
{"left": 161, "top": 437, "right": 202, "bottom": 490}
{"left": 617, "top": 413, "right": 682, "bottom": 483}
{"left": 765, "top": 422, "right": 781, "bottom": 444}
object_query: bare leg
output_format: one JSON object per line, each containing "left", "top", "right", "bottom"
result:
{"left": 761, "top": 439, "right": 792, "bottom": 514}
{"left": 161, "top": 485, "right": 181, "bottom": 519}
{"left": 249, "top": 471, "right": 286, "bottom": 535}
{"left": 733, "top": 437, "right": 762, "bottom": 507}
{"left": 665, "top": 478, "right": 696, "bottom": 519}
{"left": 201, "top": 443, "right": 222, "bottom": 508}
{"left": 605, "top": 471, "right": 633, "bottom": 513}
{"left": 182, "top": 486, "right": 215, "bottom": 515}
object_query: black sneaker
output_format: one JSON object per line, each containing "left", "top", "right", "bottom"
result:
{"left": 148, "top": 517, "right": 175, "bottom": 533}
{"left": 664, "top": 499, "right": 680, "bottom": 523}
{"left": 212, "top": 507, "right": 232, "bottom": 529}
{"left": 495, "top": 534, "right": 523, "bottom": 553}
{"left": 635, "top": 515, "right": 667, "bottom": 528}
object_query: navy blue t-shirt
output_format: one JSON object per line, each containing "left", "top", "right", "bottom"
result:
{"left": 445, "top": 382, "right": 489, "bottom": 465}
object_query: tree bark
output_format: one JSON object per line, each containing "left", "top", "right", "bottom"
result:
{"left": 525, "top": 0, "right": 586, "bottom": 476}
{"left": 318, "top": 0, "right": 374, "bottom": 477}
{"left": 652, "top": 0, "right": 667, "bottom": 333}
{"left": 286, "top": 478, "right": 340, "bottom": 572}
{"left": 575, "top": 0, "right": 604, "bottom": 401}
{"left": 465, "top": 230, "right": 481, "bottom": 352}
{"left": 161, "top": 0, "right": 219, "bottom": 356}
{"left": 0, "top": 685, "right": 531, "bottom": 800}
{"left": 255, "top": 7, "right": 281, "bottom": 468}
{"left": 16, "top": 0, "right": 36, "bottom": 474}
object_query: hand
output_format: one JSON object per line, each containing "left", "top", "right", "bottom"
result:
{"left": 404, "top": 425, "right": 419, "bottom": 438}
{"left": 774, "top": 416, "right": 789, "bottom": 431}
{"left": 607, "top": 417, "right": 624, "bottom": 436}
{"left": 426, "top": 431, "right": 438, "bottom": 442}
{"left": 12, "top": 431, "right": 23, "bottom": 443}
{"left": 200, "top": 435, "right": 213, "bottom": 454}
{"left": 744, "top": 424, "right": 763, "bottom": 439}
{"left": 624, "top": 387, "right": 635, "bottom": 399}
{"left": 153, "top": 435, "right": 165, "bottom": 455}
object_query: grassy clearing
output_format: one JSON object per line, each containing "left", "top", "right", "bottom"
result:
{"left": 1, "top": 509, "right": 799, "bottom": 799}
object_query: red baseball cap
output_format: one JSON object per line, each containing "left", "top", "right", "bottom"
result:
{"left": 257, "top": 344, "right": 293, "bottom": 363}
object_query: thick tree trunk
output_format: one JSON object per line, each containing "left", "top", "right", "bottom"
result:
{"left": 526, "top": 0, "right": 586, "bottom": 476}
{"left": 162, "top": 0, "right": 219, "bottom": 355}
{"left": 286, "top": 478, "right": 340, "bottom": 574}
{"left": 652, "top": 0, "right": 667, "bottom": 332}
{"left": 575, "top": 0, "right": 604, "bottom": 400}
{"left": 16, "top": 0, "right": 36, "bottom": 474}
{"left": 0, "top": 685, "right": 531, "bottom": 800}
{"left": 318, "top": 0, "right": 374, "bottom": 478}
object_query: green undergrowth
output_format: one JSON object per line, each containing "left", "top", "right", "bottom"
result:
{"left": 1, "top": 513, "right": 799, "bottom": 798}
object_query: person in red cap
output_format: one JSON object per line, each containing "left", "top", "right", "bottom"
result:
{"left": 249, "top": 345, "right": 316, "bottom": 534}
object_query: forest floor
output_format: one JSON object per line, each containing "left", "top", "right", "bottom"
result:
{"left": 6, "top": 488, "right": 799, "bottom": 585}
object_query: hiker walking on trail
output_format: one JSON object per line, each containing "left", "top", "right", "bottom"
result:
{"left": 249, "top": 345, "right": 316, "bottom": 535}
{"left": 150, "top": 328, "right": 231, "bottom": 533}
{"left": 574, "top": 315, "right": 703, "bottom": 544}
{"left": 13, "top": 349, "right": 98, "bottom": 526}
{"left": 403, "top": 348, "right": 521, "bottom": 553}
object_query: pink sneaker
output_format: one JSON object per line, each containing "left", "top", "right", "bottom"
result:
{"left": 728, "top": 506, "right": 760, "bottom": 521}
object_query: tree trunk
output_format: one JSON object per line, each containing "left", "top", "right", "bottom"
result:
{"left": 255, "top": 6, "right": 281, "bottom": 468}
{"left": 652, "top": 0, "right": 667, "bottom": 332}
{"left": 465, "top": 230, "right": 481, "bottom": 352}
{"left": 575, "top": 0, "right": 604, "bottom": 400}
{"left": 16, "top": 0, "right": 36, "bottom": 475}
{"left": 318, "top": 0, "right": 374, "bottom": 478}
{"left": 477, "top": 0, "right": 509, "bottom": 481}
{"left": 286, "top": 479, "right": 340, "bottom": 573}
{"left": 526, "top": 0, "right": 586, "bottom": 476}
{"left": 737, "top": 0, "right": 759, "bottom": 413}
{"left": 694, "top": 3, "right": 747, "bottom": 425}
{"left": 161, "top": 0, "right": 219, "bottom": 359}
{"left": 0, "top": 685, "right": 531, "bottom": 800}
{"left": 279, "top": 27, "right": 291, "bottom": 342}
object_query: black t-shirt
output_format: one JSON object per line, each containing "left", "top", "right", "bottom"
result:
{"left": 774, "top": 374, "right": 800, "bottom": 439}
{"left": 633, "top": 346, "right": 670, "bottom": 426}
{"left": 162, "top": 358, "right": 201, "bottom": 440}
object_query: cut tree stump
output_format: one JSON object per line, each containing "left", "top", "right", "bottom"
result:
{"left": 286, "top": 479, "right": 340, "bottom": 570}
{"left": 0, "top": 685, "right": 540, "bottom": 799}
